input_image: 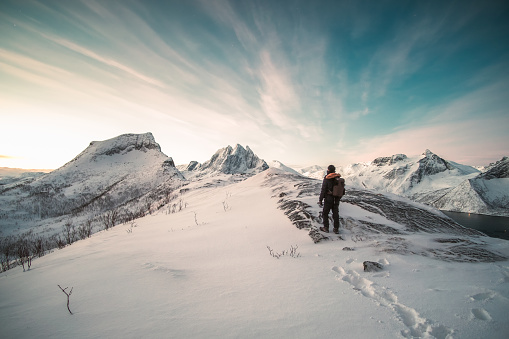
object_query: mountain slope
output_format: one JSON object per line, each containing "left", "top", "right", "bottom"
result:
{"left": 268, "top": 160, "right": 301, "bottom": 175}
{"left": 0, "top": 133, "right": 184, "bottom": 236}
{"left": 0, "top": 168, "right": 508, "bottom": 338}
{"left": 431, "top": 157, "right": 509, "bottom": 215}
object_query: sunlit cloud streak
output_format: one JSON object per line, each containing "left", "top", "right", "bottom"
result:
{"left": 0, "top": 0, "right": 507, "bottom": 169}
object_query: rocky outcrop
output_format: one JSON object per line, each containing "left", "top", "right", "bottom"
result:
{"left": 263, "top": 168, "right": 505, "bottom": 262}
{"left": 372, "top": 154, "right": 407, "bottom": 166}
{"left": 479, "top": 157, "right": 509, "bottom": 180}
{"left": 363, "top": 261, "right": 383, "bottom": 272}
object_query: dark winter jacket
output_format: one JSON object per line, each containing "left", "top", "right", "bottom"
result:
{"left": 319, "top": 173, "right": 345, "bottom": 205}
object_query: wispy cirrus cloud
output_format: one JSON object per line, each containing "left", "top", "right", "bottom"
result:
{"left": 43, "top": 35, "right": 166, "bottom": 88}
{"left": 341, "top": 70, "right": 509, "bottom": 165}
{"left": 1, "top": 0, "right": 506, "bottom": 169}
{"left": 196, "top": 0, "right": 329, "bottom": 142}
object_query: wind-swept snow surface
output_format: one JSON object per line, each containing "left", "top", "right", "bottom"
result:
{"left": 1, "top": 169, "right": 509, "bottom": 338}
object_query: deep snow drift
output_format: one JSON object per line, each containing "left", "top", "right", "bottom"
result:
{"left": 1, "top": 168, "right": 508, "bottom": 339}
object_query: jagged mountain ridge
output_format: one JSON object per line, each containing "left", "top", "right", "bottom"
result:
{"left": 178, "top": 144, "right": 268, "bottom": 177}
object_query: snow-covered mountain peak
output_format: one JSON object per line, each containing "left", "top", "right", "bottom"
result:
{"left": 192, "top": 144, "right": 268, "bottom": 175}
{"left": 422, "top": 149, "right": 434, "bottom": 157}
{"left": 77, "top": 132, "right": 161, "bottom": 161}
{"left": 404, "top": 149, "right": 456, "bottom": 187}
{"left": 50, "top": 132, "right": 175, "bottom": 180}
{"left": 0, "top": 133, "right": 184, "bottom": 234}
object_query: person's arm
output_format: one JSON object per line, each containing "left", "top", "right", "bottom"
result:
{"left": 318, "top": 178, "right": 327, "bottom": 205}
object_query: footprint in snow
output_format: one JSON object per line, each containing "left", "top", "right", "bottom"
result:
{"left": 471, "top": 308, "right": 492, "bottom": 321}
{"left": 331, "top": 266, "right": 454, "bottom": 338}
{"left": 470, "top": 291, "right": 496, "bottom": 302}
{"left": 373, "top": 271, "right": 390, "bottom": 278}
{"left": 499, "top": 265, "right": 509, "bottom": 284}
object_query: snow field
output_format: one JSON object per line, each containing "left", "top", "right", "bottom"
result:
{"left": 1, "top": 171, "right": 509, "bottom": 338}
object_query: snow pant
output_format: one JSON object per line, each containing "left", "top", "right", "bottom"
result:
{"left": 322, "top": 199, "right": 340, "bottom": 230}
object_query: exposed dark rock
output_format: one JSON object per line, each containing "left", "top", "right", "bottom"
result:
{"left": 278, "top": 199, "right": 315, "bottom": 229}
{"left": 372, "top": 154, "right": 407, "bottom": 166}
{"left": 479, "top": 156, "right": 509, "bottom": 179}
{"left": 309, "top": 227, "right": 328, "bottom": 243}
{"left": 95, "top": 133, "right": 161, "bottom": 158}
{"left": 265, "top": 170, "right": 507, "bottom": 262}
{"left": 383, "top": 166, "right": 409, "bottom": 180}
{"left": 363, "top": 261, "right": 383, "bottom": 272}
{"left": 186, "top": 161, "right": 200, "bottom": 171}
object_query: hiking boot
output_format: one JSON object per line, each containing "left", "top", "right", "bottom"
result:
{"left": 319, "top": 227, "right": 329, "bottom": 233}
{"left": 333, "top": 228, "right": 339, "bottom": 234}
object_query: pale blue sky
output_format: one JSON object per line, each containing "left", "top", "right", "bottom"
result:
{"left": 1, "top": 0, "right": 508, "bottom": 169}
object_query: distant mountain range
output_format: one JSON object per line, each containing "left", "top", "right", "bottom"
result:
{"left": 295, "top": 151, "right": 509, "bottom": 217}
{"left": 1, "top": 133, "right": 507, "bottom": 242}
{"left": 0, "top": 168, "right": 50, "bottom": 185}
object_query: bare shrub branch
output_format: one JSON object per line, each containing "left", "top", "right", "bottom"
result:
{"left": 57, "top": 285, "right": 74, "bottom": 315}
{"left": 267, "top": 245, "right": 301, "bottom": 259}
{"left": 101, "top": 209, "right": 119, "bottom": 230}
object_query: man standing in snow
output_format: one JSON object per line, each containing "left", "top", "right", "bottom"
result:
{"left": 318, "top": 165, "right": 345, "bottom": 234}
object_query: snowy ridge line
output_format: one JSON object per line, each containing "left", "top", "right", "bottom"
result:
{"left": 332, "top": 266, "right": 455, "bottom": 338}
{"left": 263, "top": 169, "right": 507, "bottom": 263}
